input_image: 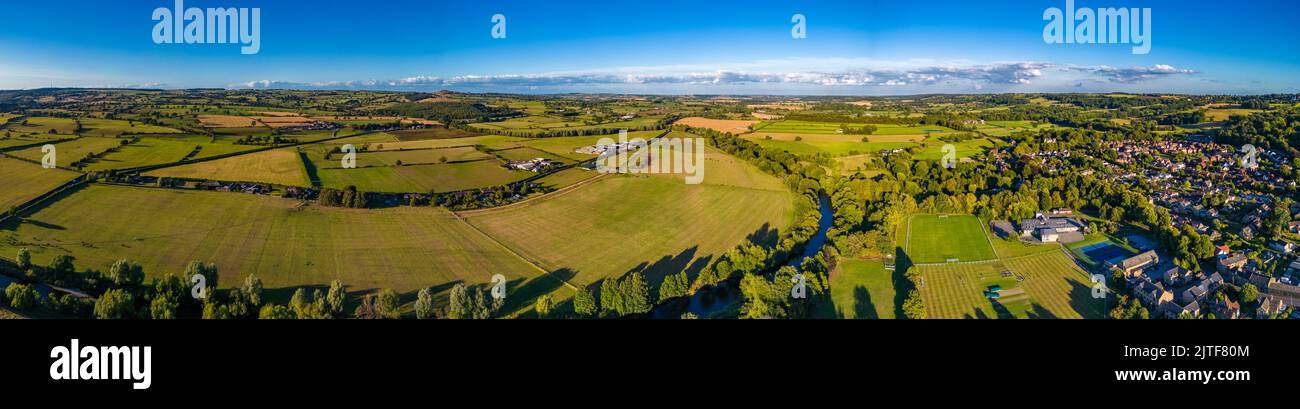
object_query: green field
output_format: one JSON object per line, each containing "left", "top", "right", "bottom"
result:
{"left": 0, "top": 184, "right": 567, "bottom": 313}
{"left": 145, "top": 148, "right": 311, "bottom": 186}
{"left": 9, "top": 137, "right": 124, "bottom": 168}
{"left": 919, "top": 252, "right": 1103, "bottom": 319}
{"left": 78, "top": 118, "right": 181, "bottom": 137}
{"left": 532, "top": 168, "right": 599, "bottom": 190}
{"left": 82, "top": 138, "right": 196, "bottom": 171}
{"left": 3, "top": 117, "right": 77, "bottom": 135}
{"left": 754, "top": 120, "right": 955, "bottom": 135}
{"left": 906, "top": 214, "right": 997, "bottom": 263}
{"left": 462, "top": 160, "right": 795, "bottom": 287}
{"left": 827, "top": 259, "right": 896, "bottom": 319}
{"left": 742, "top": 132, "right": 922, "bottom": 156}
{"left": 0, "top": 158, "right": 80, "bottom": 211}
{"left": 316, "top": 159, "right": 531, "bottom": 193}
{"left": 911, "top": 137, "right": 994, "bottom": 160}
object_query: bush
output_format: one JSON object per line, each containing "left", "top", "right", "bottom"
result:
{"left": 5, "top": 283, "right": 39, "bottom": 311}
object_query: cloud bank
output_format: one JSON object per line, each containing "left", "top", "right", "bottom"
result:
{"left": 234, "top": 61, "right": 1198, "bottom": 94}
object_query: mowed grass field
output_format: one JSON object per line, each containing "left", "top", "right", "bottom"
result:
{"left": 461, "top": 153, "right": 796, "bottom": 288}
{"left": 906, "top": 214, "right": 996, "bottom": 263}
{"left": 0, "top": 184, "right": 567, "bottom": 313}
{"left": 145, "top": 148, "right": 311, "bottom": 187}
{"left": 827, "top": 259, "right": 896, "bottom": 319}
{"left": 0, "top": 158, "right": 80, "bottom": 210}
{"left": 918, "top": 251, "right": 1103, "bottom": 319}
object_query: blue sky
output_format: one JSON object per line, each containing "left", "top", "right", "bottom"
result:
{"left": 1, "top": 0, "right": 1297, "bottom": 94}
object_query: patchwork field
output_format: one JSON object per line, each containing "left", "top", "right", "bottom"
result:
{"left": 906, "top": 214, "right": 997, "bottom": 263}
{"left": 0, "top": 158, "right": 80, "bottom": 211}
{"left": 918, "top": 252, "right": 1103, "bottom": 319}
{"left": 145, "top": 148, "right": 311, "bottom": 187}
{"left": 462, "top": 160, "right": 795, "bottom": 288}
{"left": 0, "top": 184, "right": 566, "bottom": 313}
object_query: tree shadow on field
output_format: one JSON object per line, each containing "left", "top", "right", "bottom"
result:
{"left": 892, "top": 247, "right": 915, "bottom": 319}
{"left": 990, "top": 299, "right": 1017, "bottom": 319}
{"left": 503, "top": 268, "right": 576, "bottom": 316}
{"left": 20, "top": 219, "right": 66, "bottom": 231}
{"left": 851, "top": 286, "right": 879, "bottom": 319}
{"left": 1068, "top": 279, "right": 1105, "bottom": 319}
{"left": 621, "top": 246, "right": 699, "bottom": 290}
{"left": 1026, "top": 303, "right": 1058, "bottom": 319}
{"left": 745, "top": 223, "right": 780, "bottom": 247}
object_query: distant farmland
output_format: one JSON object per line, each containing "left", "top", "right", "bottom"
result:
{"left": 0, "top": 184, "right": 566, "bottom": 313}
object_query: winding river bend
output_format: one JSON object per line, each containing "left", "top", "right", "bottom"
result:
{"left": 650, "top": 193, "right": 834, "bottom": 318}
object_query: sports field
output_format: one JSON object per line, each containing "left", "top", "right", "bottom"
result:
{"left": 0, "top": 184, "right": 567, "bottom": 313}
{"left": 828, "top": 259, "right": 896, "bottom": 319}
{"left": 145, "top": 148, "right": 311, "bottom": 187}
{"left": 906, "top": 214, "right": 997, "bottom": 263}
{"left": 918, "top": 251, "right": 1104, "bottom": 319}
{"left": 462, "top": 162, "right": 795, "bottom": 287}
{"left": 0, "top": 158, "right": 80, "bottom": 211}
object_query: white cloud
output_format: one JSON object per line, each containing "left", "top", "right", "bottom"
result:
{"left": 231, "top": 60, "right": 1200, "bottom": 93}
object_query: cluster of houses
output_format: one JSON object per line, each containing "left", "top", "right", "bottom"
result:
{"left": 1017, "top": 210, "right": 1088, "bottom": 243}
{"left": 1122, "top": 246, "right": 1299, "bottom": 319}
{"left": 507, "top": 158, "right": 560, "bottom": 172}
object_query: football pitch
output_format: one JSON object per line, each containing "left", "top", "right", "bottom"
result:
{"left": 905, "top": 214, "right": 997, "bottom": 264}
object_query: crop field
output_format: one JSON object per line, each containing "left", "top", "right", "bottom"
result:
{"left": 675, "top": 117, "right": 760, "bottom": 133}
{"left": 919, "top": 252, "right": 1103, "bottom": 319}
{"left": 198, "top": 115, "right": 263, "bottom": 128}
{"left": 462, "top": 158, "right": 796, "bottom": 287}
{"left": 0, "top": 184, "right": 565, "bottom": 313}
{"left": 827, "top": 259, "right": 896, "bottom": 319}
{"left": 145, "top": 148, "right": 311, "bottom": 187}
{"left": 82, "top": 138, "right": 196, "bottom": 171}
{"left": 0, "top": 157, "right": 80, "bottom": 211}
{"left": 906, "top": 214, "right": 997, "bottom": 263}
{"left": 316, "top": 159, "right": 530, "bottom": 193}
{"left": 9, "top": 137, "right": 124, "bottom": 168}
